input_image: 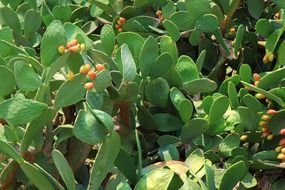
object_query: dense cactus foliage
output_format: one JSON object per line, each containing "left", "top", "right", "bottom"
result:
{"left": 0, "top": 0, "right": 285, "bottom": 189}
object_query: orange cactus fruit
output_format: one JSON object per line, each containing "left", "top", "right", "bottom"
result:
{"left": 96, "top": 64, "right": 105, "bottom": 71}
{"left": 80, "top": 64, "right": 91, "bottom": 74}
{"left": 66, "top": 39, "right": 78, "bottom": 49}
{"left": 84, "top": 82, "right": 94, "bottom": 90}
{"left": 115, "top": 24, "right": 121, "bottom": 29}
{"left": 253, "top": 73, "right": 261, "bottom": 81}
{"left": 261, "top": 114, "right": 271, "bottom": 121}
{"left": 259, "top": 121, "right": 268, "bottom": 128}
{"left": 279, "top": 129, "right": 285, "bottom": 135}
{"left": 159, "top": 16, "right": 165, "bottom": 23}
{"left": 229, "top": 27, "right": 236, "bottom": 33}
{"left": 267, "top": 109, "right": 277, "bottom": 115}
{"left": 119, "top": 17, "right": 126, "bottom": 24}
{"left": 279, "top": 138, "right": 285, "bottom": 146}
{"left": 69, "top": 44, "right": 81, "bottom": 53}
{"left": 156, "top": 10, "right": 162, "bottom": 17}
{"left": 261, "top": 127, "right": 269, "bottom": 133}
{"left": 87, "top": 70, "right": 97, "bottom": 80}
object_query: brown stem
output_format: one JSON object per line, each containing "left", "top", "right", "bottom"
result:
{"left": 220, "top": 0, "right": 241, "bottom": 34}
{"left": 63, "top": 105, "right": 93, "bottom": 173}
{"left": 62, "top": 105, "right": 76, "bottom": 124}
{"left": 0, "top": 151, "right": 36, "bottom": 189}
{"left": 114, "top": 102, "right": 131, "bottom": 137}
{"left": 65, "top": 138, "right": 92, "bottom": 173}
{"left": 0, "top": 161, "right": 18, "bottom": 190}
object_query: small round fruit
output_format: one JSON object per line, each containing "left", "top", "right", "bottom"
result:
{"left": 281, "top": 148, "right": 285, "bottom": 154}
{"left": 259, "top": 121, "right": 268, "bottom": 127}
{"left": 66, "top": 39, "right": 78, "bottom": 49}
{"left": 85, "top": 64, "right": 91, "bottom": 70}
{"left": 69, "top": 44, "right": 81, "bottom": 53}
{"left": 262, "top": 131, "right": 270, "bottom": 137}
{"left": 275, "top": 146, "right": 283, "bottom": 152}
{"left": 119, "top": 17, "right": 126, "bottom": 24}
{"left": 58, "top": 45, "right": 65, "bottom": 54}
{"left": 96, "top": 64, "right": 105, "bottom": 71}
{"left": 268, "top": 52, "right": 274, "bottom": 62}
{"left": 261, "top": 127, "right": 269, "bottom": 133}
{"left": 253, "top": 73, "right": 261, "bottom": 81}
{"left": 266, "top": 134, "right": 274, "bottom": 140}
{"left": 261, "top": 114, "right": 271, "bottom": 121}
{"left": 240, "top": 135, "right": 248, "bottom": 141}
{"left": 255, "top": 93, "right": 265, "bottom": 99}
{"left": 80, "top": 44, "right": 85, "bottom": 51}
{"left": 279, "top": 138, "right": 285, "bottom": 146}
{"left": 84, "top": 82, "right": 94, "bottom": 90}
{"left": 267, "top": 109, "right": 277, "bottom": 115}
{"left": 80, "top": 64, "right": 91, "bottom": 74}
{"left": 117, "top": 20, "right": 122, "bottom": 26}
{"left": 159, "top": 16, "right": 164, "bottom": 22}
{"left": 67, "top": 71, "right": 74, "bottom": 81}
{"left": 156, "top": 10, "right": 162, "bottom": 17}
{"left": 279, "top": 128, "right": 285, "bottom": 135}
{"left": 115, "top": 24, "right": 121, "bottom": 29}
{"left": 277, "top": 153, "right": 285, "bottom": 160}
{"left": 87, "top": 70, "right": 97, "bottom": 80}
{"left": 263, "top": 54, "right": 269, "bottom": 64}
{"left": 118, "top": 28, "right": 123, "bottom": 32}
{"left": 229, "top": 27, "right": 236, "bottom": 33}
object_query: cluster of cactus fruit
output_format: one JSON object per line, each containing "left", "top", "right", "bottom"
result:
{"left": 240, "top": 109, "right": 276, "bottom": 142}
{"left": 252, "top": 73, "right": 267, "bottom": 100}
{"left": 58, "top": 39, "right": 105, "bottom": 90}
{"left": 114, "top": 17, "right": 126, "bottom": 32}
{"left": 242, "top": 71, "right": 285, "bottom": 165}
{"left": 80, "top": 63, "right": 105, "bottom": 90}
{"left": 58, "top": 39, "right": 85, "bottom": 54}
{"left": 259, "top": 109, "right": 276, "bottom": 140}
{"left": 276, "top": 127, "right": 285, "bottom": 164}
